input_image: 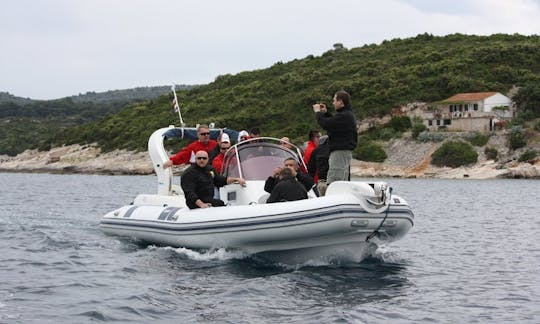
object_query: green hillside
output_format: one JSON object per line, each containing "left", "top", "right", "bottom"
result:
{"left": 37, "top": 33, "right": 540, "bottom": 152}
{"left": 0, "top": 85, "right": 194, "bottom": 155}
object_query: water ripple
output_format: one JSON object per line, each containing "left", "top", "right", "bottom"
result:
{"left": 1, "top": 174, "right": 539, "bottom": 323}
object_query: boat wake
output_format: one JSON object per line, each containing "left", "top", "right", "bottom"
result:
{"left": 169, "top": 246, "right": 250, "bottom": 261}
{"left": 157, "top": 243, "right": 403, "bottom": 269}
{"left": 370, "top": 244, "right": 406, "bottom": 264}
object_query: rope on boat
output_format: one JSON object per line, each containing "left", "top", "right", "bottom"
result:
{"left": 365, "top": 187, "right": 393, "bottom": 242}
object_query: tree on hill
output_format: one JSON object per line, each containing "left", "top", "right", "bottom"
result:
{"left": 513, "top": 83, "right": 540, "bottom": 117}
{"left": 6, "top": 33, "right": 540, "bottom": 155}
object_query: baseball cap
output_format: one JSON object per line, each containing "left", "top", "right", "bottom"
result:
{"left": 221, "top": 133, "right": 230, "bottom": 143}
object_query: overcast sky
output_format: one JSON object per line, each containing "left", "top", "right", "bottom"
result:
{"left": 2, "top": 0, "right": 540, "bottom": 100}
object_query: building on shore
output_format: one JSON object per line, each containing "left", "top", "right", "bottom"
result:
{"left": 420, "top": 92, "right": 516, "bottom": 133}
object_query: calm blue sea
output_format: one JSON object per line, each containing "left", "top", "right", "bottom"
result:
{"left": 1, "top": 173, "right": 539, "bottom": 323}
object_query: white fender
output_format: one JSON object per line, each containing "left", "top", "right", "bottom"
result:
{"left": 326, "top": 181, "right": 392, "bottom": 214}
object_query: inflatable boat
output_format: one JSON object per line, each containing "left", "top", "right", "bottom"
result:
{"left": 100, "top": 126, "right": 414, "bottom": 263}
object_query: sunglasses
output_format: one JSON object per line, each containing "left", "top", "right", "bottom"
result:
{"left": 199, "top": 132, "right": 210, "bottom": 136}
{"left": 196, "top": 157, "right": 208, "bottom": 160}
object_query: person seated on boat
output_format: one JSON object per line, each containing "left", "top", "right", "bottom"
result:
{"left": 208, "top": 133, "right": 231, "bottom": 164}
{"left": 211, "top": 136, "right": 232, "bottom": 174}
{"left": 163, "top": 124, "right": 217, "bottom": 168}
{"left": 181, "top": 150, "right": 246, "bottom": 209}
{"left": 266, "top": 167, "right": 308, "bottom": 203}
{"left": 249, "top": 127, "right": 261, "bottom": 141}
{"left": 237, "top": 130, "right": 250, "bottom": 143}
{"left": 280, "top": 137, "right": 293, "bottom": 150}
{"left": 264, "top": 157, "right": 314, "bottom": 194}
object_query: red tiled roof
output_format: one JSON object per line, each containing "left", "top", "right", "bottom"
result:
{"left": 444, "top": 92, "right": 499, "bottom": 102}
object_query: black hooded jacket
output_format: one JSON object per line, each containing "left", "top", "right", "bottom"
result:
{"left": 264, "top": 172, "right": 314, "bottom": 193}
{"left": 266, "top": 176, "right": 308, "bottom": 203}
{"left": 307, "top": 136, "right": 330, "bottom": 180}
{"left": 316, "top": 106, "right": 357, "bottom": 152}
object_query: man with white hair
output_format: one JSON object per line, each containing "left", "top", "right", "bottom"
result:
{"left": 164, "top": 124, "right": 217, "bottom": 168}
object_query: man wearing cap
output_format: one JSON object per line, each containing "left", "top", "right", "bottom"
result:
{"left": 181, "top": 150, "right": 246, "bottom": 209}
{"left": 237, "top": 130, "right": 250, "bottom": 143}
{"left": 208, "top": 132, "right": 231, "bottom": 164}
{"left": 163, "top": 124, "right": 217, "bottom": 168}
{"left": 211, "top": 134, "right": 231, "bottom": 174}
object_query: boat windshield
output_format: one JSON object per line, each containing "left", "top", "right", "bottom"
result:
{"left": 222, "top": 139, "right": 302, "bottom": 180}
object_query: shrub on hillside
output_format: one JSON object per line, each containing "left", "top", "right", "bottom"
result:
{"left": 534, "top": 120, "right": 540, "bottom": 132}
{"left": 411, "top": 123, "right": 427, "bottom": 139}
{"left": 388, "top": 116, "right": 412, "bottom": 132}
{"left": 353, "top": 141, "right": 387, "bottom": 162}
{"left": 362, "top": 127, "right": 401, "bottom": 141}
{"left": 484, "top": 147, "right": 498, "bottom": 161}
{"left": 518, "top": 149, "right": 538, "bottom": 162}
{"left": 508, "top": 126, "right": 526, "bottom": 150}
{"left": 464, "top": 132, "right": 490, "bottom": 146}
{"left": 417, "top": 132, "right": 447, "bottom": 142}
{"left": 431, "top": 140, "right": 478, "bottom": 167}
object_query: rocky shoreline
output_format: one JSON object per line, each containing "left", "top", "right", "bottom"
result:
{"left": 1, "top": 141, "right": 538, "bottom": 179}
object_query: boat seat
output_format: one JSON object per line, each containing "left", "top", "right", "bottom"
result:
{"left": 171, "top": 184, "right": 184, "bottom": 196}
{"left": 258, "top": 193, "right": 270, "bottom": 204}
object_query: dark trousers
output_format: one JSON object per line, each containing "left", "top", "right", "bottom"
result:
{"left": 189, "top": 198, "right": 225, "bottom": 209}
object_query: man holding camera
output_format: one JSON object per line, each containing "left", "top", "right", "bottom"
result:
{"left": 312, "top": 91, "right": 357, "bottom": 184}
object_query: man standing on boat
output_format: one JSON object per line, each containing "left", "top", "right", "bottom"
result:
{"left": 181, "top": 150, "right": 246, "bottom": 209}
{"left": 312, "top": 91, "right": 357, "bottom": 184}
{"left": 163, "top": 124, "right": 217, "bottom": 168}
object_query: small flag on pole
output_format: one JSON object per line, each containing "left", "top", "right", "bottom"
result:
{"left": 172, "top": 97, "right": 179, "bottom": 113}
{"left": 171, "top": 84, "right": 184, "bottom": 126}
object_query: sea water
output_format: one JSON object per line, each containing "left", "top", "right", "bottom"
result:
{"left": 1, "top": 173, "right": 539, "bottom": 323}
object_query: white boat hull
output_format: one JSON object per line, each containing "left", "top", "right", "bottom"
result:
{"left": 100, "top": 191, "right": 413, "bottom": 256}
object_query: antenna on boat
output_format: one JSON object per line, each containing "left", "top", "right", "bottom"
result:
{"left": 171, "top": 84, "right": 185, "bottom": 127}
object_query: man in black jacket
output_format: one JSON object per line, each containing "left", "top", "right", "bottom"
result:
{"left": 307, "top": 135, "right": 330, "bottom": 196}
{"left": 312, "top": 91, "right": 357, "bottom": 184}
{"left": 181, "top": 150, "right": 246, "bottom": 209}
{"left": 267, "top": 167, "right": 308, "bottom": 203}
{"left": 264, "top": 157, "right": 314, "bottom": 194}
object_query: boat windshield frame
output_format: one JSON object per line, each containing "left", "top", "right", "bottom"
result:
{"left": 222, "top": 137, "right": 306, "bottom": 180}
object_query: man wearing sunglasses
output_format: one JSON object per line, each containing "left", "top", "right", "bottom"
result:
{"left": 163, "top": 124, "right": 217, "bottom": 169}
{"left": 211, "top": 135, "right": 231, "bottom": 174}
{"left": 181, "top": 150, "right": 246, "bottom": 209}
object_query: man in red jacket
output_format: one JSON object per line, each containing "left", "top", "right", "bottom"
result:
{"left": 163, "top": 124, "right": 217, "bottom": 168}
{"left": 211, "top": 134, "right": 231, "bottom": 174}
{"left": 303, "top": 129, "right": 320, "bottom": 167}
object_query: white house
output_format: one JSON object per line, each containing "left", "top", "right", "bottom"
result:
{"left": 423, "top": 92, "right": 515, "bottom": 132}
{"left": 444, "top": 92, "right": 514, "bottom": 118}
